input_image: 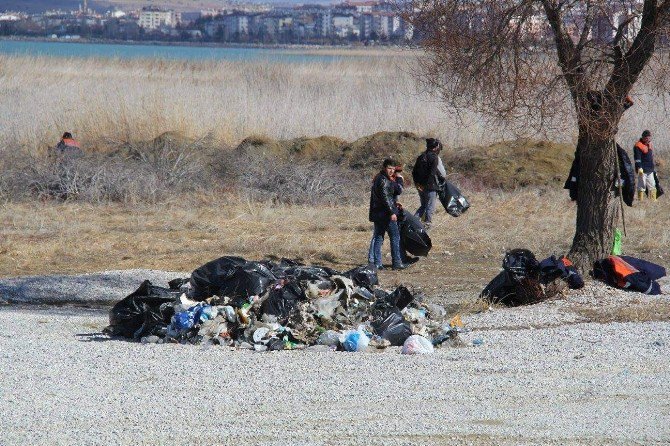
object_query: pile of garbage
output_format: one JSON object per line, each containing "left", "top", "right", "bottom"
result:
{"left": 105, "top": 256, "right": 461, "bottom": 354}
{"left": 481, "top": 248, "right": 669, "bottom": 304}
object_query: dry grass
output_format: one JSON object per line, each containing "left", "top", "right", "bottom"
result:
{"left": 0, "top": 54, "right": 478, "bottom": 153}
{"left": 2, "top": 52, "right": 667, "bottom": 157}
{"left": 2, "top": 189, "right": 668, "bottom": 296}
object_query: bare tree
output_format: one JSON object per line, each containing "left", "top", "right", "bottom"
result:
{"left": 404, "top": 0, "right": 670, "bottom": 268}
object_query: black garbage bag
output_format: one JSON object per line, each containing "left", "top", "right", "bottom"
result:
{"left": 261, "top": 281, "right": 304, "bottom": 322}
{"left": 481, "top": 249, "right": 544, "bottom": 306}
{"left": 503, "top": 249, "right": 540, "bottom": 281}
{"left": 190, "top": 257, "right": 277, "bottom": 303}
{"left": 106, "top": 280, "right": 178, "bottom": 340}
{"left": 387, "top": 285, "right": 414, "bottom": 310}
{"left": 370, "top": 299, "right": 412, "bottom": 346}
{"left": 399, "top": 212, "right": 432, "bottom": 257}
{"left": 189, "top": 256, "right": 247, "bottom": 300}
{"left": 281, "top": 265, "right": 339, "bottom": 281}
{"left": 616, "top": 145, "right": 636, "bottom": 207}
{"left": 343, "top": 264, "right": 379, "bottom": 290}
{"left": 220, "top": 261, "right": 276, "bottom": 305}
{"left": 438, "top": 181, "right": 470, "bottom": 217}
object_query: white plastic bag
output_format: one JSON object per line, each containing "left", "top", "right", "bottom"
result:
{"left": 401, "top": 335, "right": 434, "bottom": 355}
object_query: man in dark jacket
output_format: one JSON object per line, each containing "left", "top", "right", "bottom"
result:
{"left": 634, "top": 130, "right": 657, "bottom": 201}
{"left": 368, "top": 159, "right": 405, "bottom": 270}
{"left": 412, "top": 138, "right": 446, "bottom": 228}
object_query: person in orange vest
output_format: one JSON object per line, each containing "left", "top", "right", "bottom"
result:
{"left": 634, "top": 130, "right": 656, "bottom": 201}
{"left": 53, "top": 132, "right": 83, "bottom": 159}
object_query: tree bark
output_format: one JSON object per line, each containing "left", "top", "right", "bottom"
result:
{"left": 569, "top": 129, "right": 620, "bottom": 271}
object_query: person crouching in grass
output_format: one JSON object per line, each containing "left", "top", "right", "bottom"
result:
{"left": 368, "top": 159, "right": 406, "bottom": 270}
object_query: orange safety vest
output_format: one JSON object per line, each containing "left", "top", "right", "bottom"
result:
{"left": 61, "top": 138, "right": 80, "bottom": 148}
{"left": 608, "top": 255, "right": 639, "bottom": 288}
{"left": 634, "top": 141, "right": 650, "bottom": 154}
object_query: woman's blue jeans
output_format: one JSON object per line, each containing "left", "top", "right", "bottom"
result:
{"left": 368, "top": 219, "right": 403, "bottom": 267}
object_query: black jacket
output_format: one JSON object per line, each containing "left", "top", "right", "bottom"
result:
{"left": 564, "top": 144, "right": 635, "bottom": 207}
{"left": 369, "top": 171, "right": 398, "bottom": 222}
{"left": 417, "top": 150, "right": 445, "bottom": 191}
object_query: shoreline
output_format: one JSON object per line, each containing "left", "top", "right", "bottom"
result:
{"left": 0, "top": 35, "right": 416, "bottom": 54}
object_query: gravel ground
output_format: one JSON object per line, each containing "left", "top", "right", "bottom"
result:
{"left": 0, "top": 270, "right": 187, "bottom": 305}
{"left": 1, "top": 272, "right": 669, "bottom": 445}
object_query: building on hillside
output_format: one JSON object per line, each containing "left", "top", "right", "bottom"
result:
{"left": 138, "top": 7, "right": 180, "bottom": 30}
{"left": 223, "top": 14, "right": 249, "bottom": 37}
{"left": 332, "top": 14, "right": 354, "bottom": 29}
{"left": 315, "top": 10, "right": 332, "bottom": 36}
{"left": 104, "top": 17, "right": 140, "bottom": 39}
{"left": 344, "top": 1, "right": 377, "bottom": 13}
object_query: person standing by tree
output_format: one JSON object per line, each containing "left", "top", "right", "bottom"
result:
{"left": 368, "top": 159, "right": 406, "bottom": 270}
{"left": 634, "top": 130, "right": 657, "bottom": 202}
{"left": 412, "top": 138, "right": 445, "bottom": 229}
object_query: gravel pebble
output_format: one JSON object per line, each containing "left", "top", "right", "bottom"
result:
{"left": 0, "top": 269, "right": 187, "bottom": 305}
{"left": 1, "top": 271, "right": 668, "bottom": 445}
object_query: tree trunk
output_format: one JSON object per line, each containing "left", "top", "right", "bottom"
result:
{"left": 569, "top": 130, "right": 621, "bottom": 271}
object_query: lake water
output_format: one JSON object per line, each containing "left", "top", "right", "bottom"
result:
{"left": 0, "top": 39, "right": 363, "bottom": 63}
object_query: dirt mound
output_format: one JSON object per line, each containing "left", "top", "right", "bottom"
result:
{"left": 445, "top": 139, "right": 575, "bottom": 190}
{"left": 232, "top": 133, "right": 578, "bottom": 190}
{"left": 340, "top": 131, "right": 426, "bottom": 169}
{"left": 236, "top": 135, "right": 347, "bottom": 162}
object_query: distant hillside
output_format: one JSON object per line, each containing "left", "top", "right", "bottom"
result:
{"left": 0, "top": 0, "right": 83, "bottom": 12}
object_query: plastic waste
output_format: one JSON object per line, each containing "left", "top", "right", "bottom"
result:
{"left": 399, "top": 211, "right": 432, "bottom": 257}
{"left": 106, "top": 280, "right": 178, "bottom": 340}
{"left": 481, "top": 249, "right": 544, "bottom": 306}
{"left": 341, "top": 329, "right": 370, "bottom": 352}
{"left": 108, "top": 256, "right": 453, "bottom": 348}
{"left": 316, "top": 330, "right": 341, "bottom": 347}
{"left": 221, "top": 306, "right": 236, "bottom": 322}
{"left": 402, "top": 307, "right": 426, "bottom": 323}
{"left": 172, "top": 311, "right": 195, "bottom": 331}
{"left": 401, "top": 335, "right": 434, "bottom": 355}
{"left": 472, "top": 338, "right": 484, "bottom": 346}
{"left": 388, "top": 285, "right": 414, "bottom": 310}
{"left": 343, "top": 264, "right": 379, "bottom": 290}
{"left": 189, "top": 256, "right": 247, "bottom": 299}
{"left": 260, "top": 281, "right": 303, "bottom": 322}
{"left": 612, "top": 228, "right": 623, "bottom": 255}
{"left": 437, "top": 181, "right": 470, "bottom": 217}
{"left": 314, "top": 295, "right": 340, "bottom": 319}
{"left": 372, "top": 311, "right": 412, "bottom": 346}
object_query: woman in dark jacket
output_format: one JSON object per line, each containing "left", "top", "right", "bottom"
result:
{"left": 368, "top": 159, "right": 405, "bottom": 270}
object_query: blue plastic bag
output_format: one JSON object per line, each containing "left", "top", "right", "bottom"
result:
{"left": 172, "top": 312, "right": 194, "bottom": 330}
{"left": 342, "top": 329, "right": 370, "bottom": 352}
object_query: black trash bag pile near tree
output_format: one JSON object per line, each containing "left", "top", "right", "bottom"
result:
{"left": 481, "top": 249, "right": 585, "bottom": 307}
{"left": 105, "top": 257, "right": 459, "bottom": 351}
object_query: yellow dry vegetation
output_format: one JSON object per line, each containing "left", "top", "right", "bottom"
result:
{"left": 2, "top": 190, "right": 668, "bottom": 296}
